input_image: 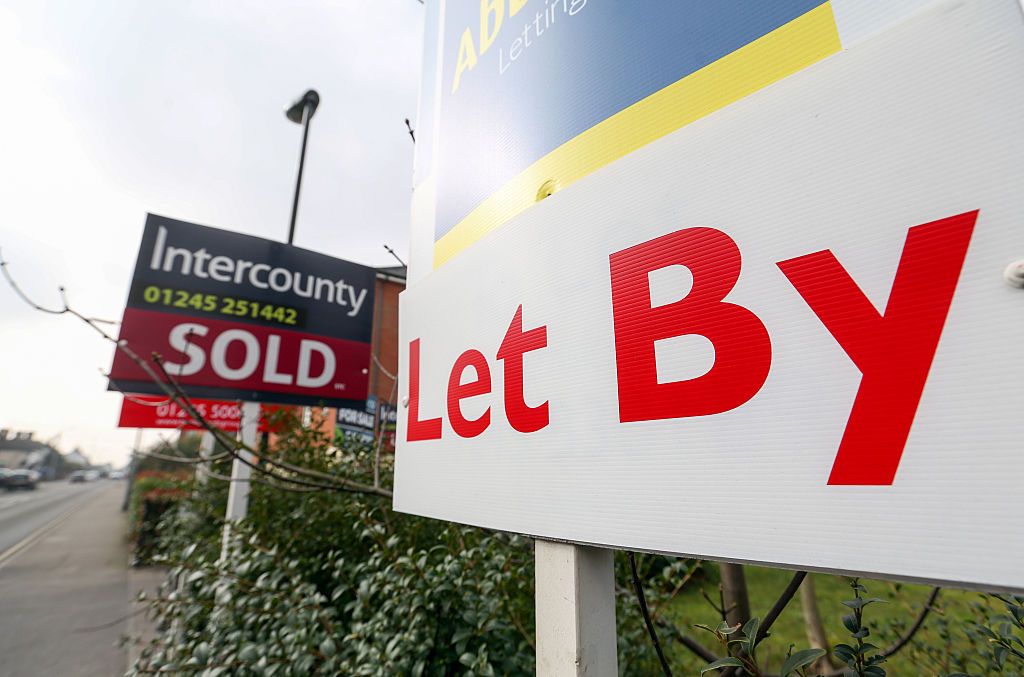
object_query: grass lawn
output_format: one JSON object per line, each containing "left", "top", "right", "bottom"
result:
{"left": 658, "top": 563, "right": 995, "bottom": 675}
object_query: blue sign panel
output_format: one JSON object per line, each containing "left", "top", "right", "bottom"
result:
{"left": 433, "top": 0, "right": 830, "bottom": 245}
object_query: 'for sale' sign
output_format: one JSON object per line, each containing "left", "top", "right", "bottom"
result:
{"left": 108, "top": 215, "right": 375, "bottom": 408}
{"left": 397, "top": 0, "right": 1024, "bottom": 593}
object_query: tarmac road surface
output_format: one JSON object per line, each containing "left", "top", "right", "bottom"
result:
{"left": 0, "top": 480, "right": 108, "bottom": 553}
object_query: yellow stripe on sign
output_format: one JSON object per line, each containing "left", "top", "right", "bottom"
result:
{"left": 434, "top": 1, "right": 842, "bottom": 268}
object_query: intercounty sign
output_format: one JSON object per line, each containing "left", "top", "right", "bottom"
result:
{"left": 109, "top": 214, "right": 375, "bottom": 408}
{"left": 397, "top": 0, "right": 1024, "bottom": 592}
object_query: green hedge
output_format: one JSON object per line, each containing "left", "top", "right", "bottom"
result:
{"left": 128, "top": 470, "right": 189, "bottom": 566}
{"left": 127, "top": 426, "right": 1024, "bottom": 676}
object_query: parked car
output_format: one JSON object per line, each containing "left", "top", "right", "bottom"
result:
{"left": 68, "top": 470, "right": 87, "bottom": 483}
{"left": 108, "top": 470, "right": 126, "bottom": 480}
{"left": 2, "top": 468, "right": 38, "bottom": 490}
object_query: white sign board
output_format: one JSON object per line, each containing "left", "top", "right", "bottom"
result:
{"left": 397, "top": 0, "right": 1024, "bottom": 593}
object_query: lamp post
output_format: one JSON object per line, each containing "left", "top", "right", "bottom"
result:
{"left": 285, "top": 89, "right": 320, "bottom": 245}
{"left": 219, "top": 89, "right": 322, "bottom": 557}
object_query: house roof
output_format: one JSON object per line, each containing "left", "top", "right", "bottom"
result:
{"left": 376, "top": 265, "right": 407, "bottom": 281}
{"left": 0, "top": 435, "right": 63, "bottom": 469}
{"left": 0, "top": 437, "right": 48, "bottom": 452}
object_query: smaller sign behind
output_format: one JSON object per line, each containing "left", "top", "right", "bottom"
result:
{"left": 335, "top": 402, "right": 375, "bottom": 441}
{"left": 118, "top": 395, "right": 288, "bottom": 433}
{"left": 335, "top": 398, "right": 399, "bottom": 443}
{"left": 379, "top": 402, "right": 397, "bottom": 434}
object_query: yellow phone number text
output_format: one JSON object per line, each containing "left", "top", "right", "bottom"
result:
{"left": 141, "top": 286, "right": 299, "bottom": 326}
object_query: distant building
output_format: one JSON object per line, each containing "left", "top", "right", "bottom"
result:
{"left": 64, "top": 448, "right": 92, "bottom": 468}
{"left": 0, "top": 430, "right": 68, "bottom": 480}
{"left": 333, "top": 265, "right": 404, "bottom": 448}
{"left": 367, "top": 265, "right": 404, "bottom": 449}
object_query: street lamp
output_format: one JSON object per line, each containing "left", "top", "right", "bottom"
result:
{"left": 285, "top": 89, "right": 320, "bottom": 245}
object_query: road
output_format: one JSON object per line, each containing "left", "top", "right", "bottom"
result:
{"left": 0, "top": 480, "right": 111, "bottom": 553}
{"left": 0, "top": 481, "right": 164, "bottom": 677}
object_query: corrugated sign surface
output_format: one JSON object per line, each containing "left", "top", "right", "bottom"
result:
{"left": 399, "top": 0, "right": 1024, "bottom": 592}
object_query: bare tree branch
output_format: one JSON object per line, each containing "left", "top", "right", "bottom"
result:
{"left": 884, "top": 589, "right": 937, "bottom": 655}
{"left": 151, "top": 353, "right": 389, "bottom": 495}
{"left": 627, "top": 552, "right": 673, "bottom": 676}
{"left": 653, "top": 615, "right": 721, "bottom": 664}
{"left": 718, "top": 571, "right": 808, "bottom": 677}
{"left": 130, "top": 431, "right": 230, "bottom": 465}
{"left": 651, "top": 560, "right": 702, "bottom": 624}
{"left": 1, "top": 248, "right": 117, "bottom": 324}
{"left": 818, "top": 586, "right": 942, "bottom": 676}
{"left": 880, "top": 587, "right": 940, "bottom": 658}
{"left": 133, "top": 448, "right": 231, "bottom": 465}
{"left": 204, "top": 468, "right": 320, "bottom": 493}
{"left": 701, "top": 587, "right": 727, "bottom": 622}
{"left": 103, "top": 371, "right": 173, "bottom": 407}
{"left": 373, "top": 373, "right": 398, "bottom": 490}
{"left": 814, "top": 586, "right": 943, "bottom": 677}
{"left": 615, "top": 582, "right": 722, "bottom": 665}
{"left": 755, "top": 571, "right": 807, "bottom": 647}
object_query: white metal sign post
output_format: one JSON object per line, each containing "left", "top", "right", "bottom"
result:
{"left": 196, "top": 430, "right": 215, "bottom": 485}
{"left": 535, "top": 542, "right": 617, "bottom": 676}
{"left": 221, "top": 401, "right": 258, "bottom": 558}
{"left": 402, "top": 0, "right": 1024, "bottom": 671}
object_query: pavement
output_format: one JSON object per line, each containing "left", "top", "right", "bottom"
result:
{"left": 0, "top": 482, "right": 166, "bottom": 677}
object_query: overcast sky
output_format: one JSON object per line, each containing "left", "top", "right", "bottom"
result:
{"left": 0, "top": 1, "right": 424, "bottom": 466}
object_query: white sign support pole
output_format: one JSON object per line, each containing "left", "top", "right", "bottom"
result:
{"left": 196, "top": 431, "right": 215, "bottom": 485}
{"left": 220, "top": 401, "right": 258, "bottom": 559}
{"left": 535, "top": 540, "right": 618, "bottom": 676}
